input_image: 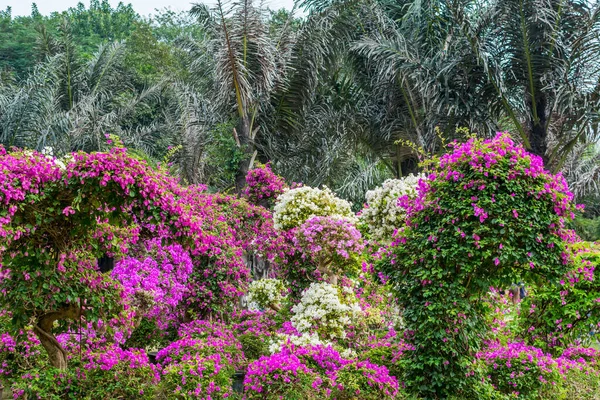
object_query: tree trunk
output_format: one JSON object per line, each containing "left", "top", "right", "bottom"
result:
{"left": 32, "top": 305, "right": 82, "bottom": 370}
{"left": 234, "top": 116, "right": 255, "bottom": 194}
{"left": 34, "top": 325, "right": 68, "bottom": 370}
{"left": 400, "top": 157, "right": 419, "bottom": 177}
{"left": 527, "top": 94, "right": 549, "bottom": 165}
{"left": 245, "top": 252, "right": 270, "bottom": 280}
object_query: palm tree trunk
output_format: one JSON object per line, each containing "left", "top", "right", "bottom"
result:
{"left": 234, "top": 115, "right": 254, "bottom": 193}
{"left": 528, "top": 95, "right": 549, "bottom": 165}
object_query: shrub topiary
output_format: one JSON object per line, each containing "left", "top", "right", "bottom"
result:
{"left": 379, "top": 133, "right": 577, "bottom": 398}
{"left": 244, "top": 351, "right": 325, "bottom": 399}
{"left": 159, "top": 353, "right": 234, "bottom": 399}
{"left": 293, "top": 216, "right": 365, "bottom": 284}
{"left": 329, "top": 360, "right": 400, "bottom": 400}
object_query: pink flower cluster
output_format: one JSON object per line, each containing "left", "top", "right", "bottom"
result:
{"left": 158, "top": 320, "right": 245, "bottom": 369}
{"left": 397, "top": 132, "right": 575, "bottom": 228}
{"left": 112, "top": 238, "right": 193, "bottom": 330}
{"left": 244, "top": 344, "right": 399, "bottom": 398}
{"left": 229, "top": 309, "right": 276, "bottom": 337}
{"left": 243, "top": 163, "right": 287, "bottom": 206}
{"left": 83, "top": 344, "right": 158, "bottom": 378}
{"left": 293, "top": 216, "right": 365, "bottom": 270}
{"left": 476, "top": 340, "right": 595, "bottom": 396}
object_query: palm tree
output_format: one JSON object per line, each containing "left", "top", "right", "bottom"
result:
{"left": 442, "top": 0, "right": 600, "bottom": 168}
{"left": 319, "top": 0, "right": 600, "bottom": 175}
{"left": 0, "top": 18, "right": 167, "bottom": 156}
{"left": 181, "top": 0, "right": 297, "bottom": 192}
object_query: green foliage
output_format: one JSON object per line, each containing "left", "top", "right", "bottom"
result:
{"left": 9, "top": 348, "right": 158, "bottom": 400}
{"left": 554, "top": 368, "right": 600, "bottom": 400}
{"left": 239, "top": 332, "right": 268, "bottom": 361}
{"left": 159, "top": 357, "right": 234, "bottom": 399}
{"left": 204, "top": 122, "right": 246, "bottom": 191}
{"left": 124, "top": 317, "right": 176, "bottom": 351}
{"left": 124, "top": 22, "right": 178, "bottom": 84}
{"left": 572, "top": 216, "right": 600, "bottom": 242}
{"left": 520, "top": 242, "right": 600, "bottom": 351}
{"left": 0, "top": 7, "right": 42, "bottom": 78}
{"left": 328, "top": 361, "right": 401, "bottom": 400}
{"left": 379, "top": 135, "right": 576, "bottom": 398}
{"left": 0, "top": 1, "right": 140, "bottom": 78}
{"left": 10, "top": 367, "right": 83, "bottom": 400}
{"left": 359, "top": 346, "right": 403, "bottom": 379}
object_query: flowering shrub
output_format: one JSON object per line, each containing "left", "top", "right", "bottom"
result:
{"left": 159, "top": 353, "right": 234, "bottom": 399}
{"left": 476, "top": 341, "right": 572, "bottom": 399}
{"left": 112, "top": 238, "right": 193, "bottom": 331}
{"left": 243, "top": 162, "right": 287, "bottom": 208}
{"left": 246, "top": 278, "right": 287, "bottom": 311}
{"left": 358, "top": 330, "right": 415, "bottom": 380}
{"left": 245, "top": 344, "right": 401, "bottom": 400}
{"left": 0, "top": 146, "right": 252, "bottom": 369}
{"left": 290, "top": 282, "right": 361, "bottom": 340}
{"left": 0, "top": 311, "right": 44, "bottom": 380}
{"left": 79, "top": 346, "right": 159, "bottom": 399}
{"left": 10, "top": 345, "right": 158, "bottom": 400}
{"left": 560, "top": 346, "right": 600, "bottom": 365}
{"left": 10, "top": 367, "right": 81, "bottom": 400}
{"left": 230, "top": 309, "right": 277, "bottom": 337}
{"left": 379, "top": 133, "right": 577, "bottom": 398}
{"left": 329, "top": 360, "right": 399, "bottom": 399}
{"left": 244, "top": 351, "right": 325, "bottom": 399}
{"left": 359, "top": 175, "right": 425, "bottom": 243}
{"left": 158, "top": 323, "right": 245, "bottom": 369}
{"left": 520, "top": 242, "right": 600, "bottom": 349}
{"left": 293, "top": 216, "right": 365, "bottom": 283}
{"left": 273, "top": 185, "right": 355, "bottom": 230}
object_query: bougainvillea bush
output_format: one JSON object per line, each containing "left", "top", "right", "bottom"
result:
{"left": 112, "top": 238, "right": 194, "bottom": 332}
{"left": 293, "top": 216, "right": 365, "bottom": 284}
{"left": 519, "top": 242, "right": 600, "bottom": 350}
{"left": 243, "top": 162, "right": 287, "bottom": 208}
{"left": 2, "top": 135, "right": 600, "bottom": 399}
{"left": 379, "top": 133, "right": 580, "bottom": 397}
{"left": 359, "top": 175, "right": 425, "bottom": 244}
{"left": 244, "top": 345, "right": 401, "bottom": 400}
{"left": 0, "top": 144, "right": 259, "bottom": 371}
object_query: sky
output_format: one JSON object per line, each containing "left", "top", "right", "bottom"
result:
{"left": 5, "top": 0, "right": 298, "bottom": 17}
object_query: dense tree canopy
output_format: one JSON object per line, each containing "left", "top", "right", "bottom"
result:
{"left": 0, "top": 0, "right": 599, "bottom": 224}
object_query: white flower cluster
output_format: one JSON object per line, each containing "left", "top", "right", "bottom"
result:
{"left": 273, "top": 186, "right": 356, "bottom": 230}
{"left": 246, "top": 278, "right": 286, "bottom": 311}
{"left": 359, "top": 174, "right": 425, "bottom": 243}
{"left": 290, "top": 282, "right": 361, "bottom": 340}
{"left": 37, "top": 146, "right": 69, "bottom": 170}
{"left": 268, "top": 332, "right": 330, "bottom": 353}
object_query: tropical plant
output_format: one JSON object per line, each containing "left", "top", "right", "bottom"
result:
{"left": 358, "top": 0, "right": 600, "bottom": 167}
{"left": 179, "top": 0, "right": 298, "bottom": 192}
{"left": 0, "top": 18, "right": 167, "bottom": 156}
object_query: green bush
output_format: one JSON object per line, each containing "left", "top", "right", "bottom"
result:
{"left": 379, "top": 134, "right": 577, "bottom": 398}
{"left": 159, "top": 355, "right": 234, "bottom": 399}
{"left": 239, "top": 333, "right": 268, "bottom": 361}
{"left": 557, "top": 367, "right": 600, "bottom": 399}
